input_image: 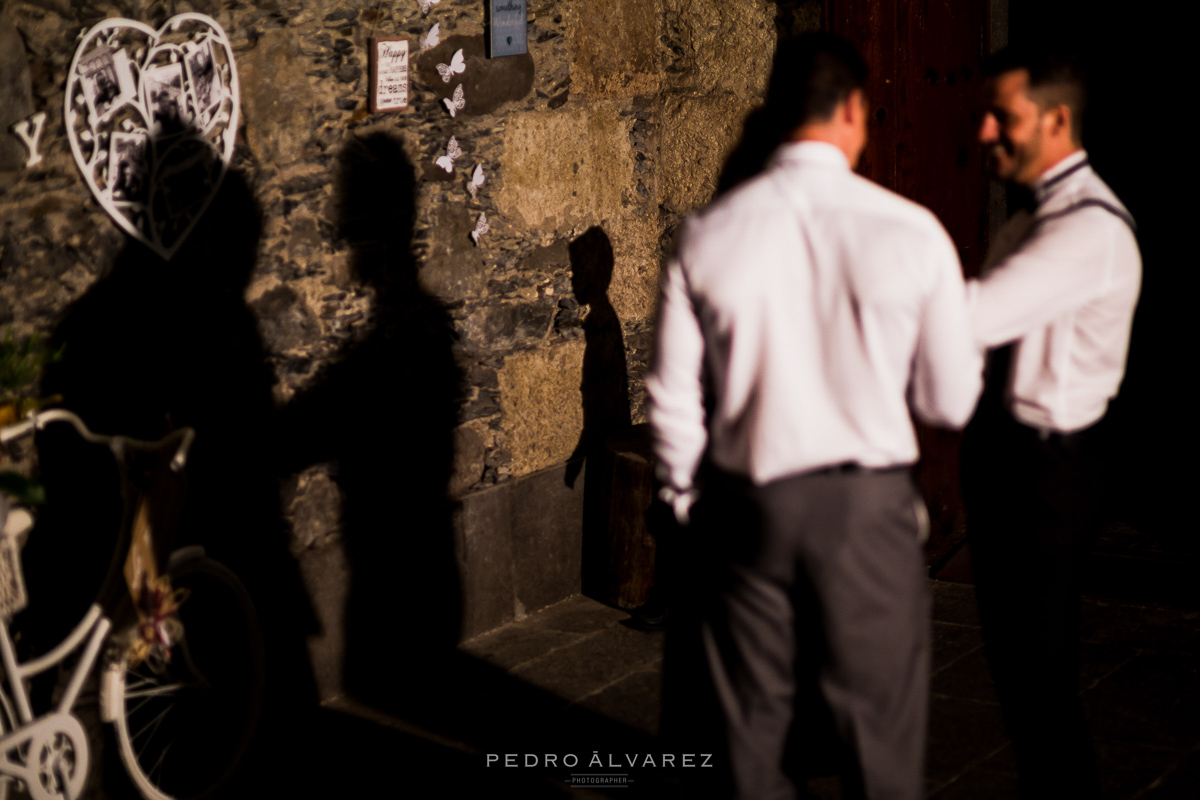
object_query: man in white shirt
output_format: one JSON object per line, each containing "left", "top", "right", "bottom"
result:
{"left": 963, "top": 45, "right": 1141, "bottom": 798}
{"left": 646, "top": 34, "right": 982, "bottom": 799}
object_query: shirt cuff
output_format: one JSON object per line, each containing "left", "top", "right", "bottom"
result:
{"left": 657, "top": 485, "right": 699, "bottom": 526}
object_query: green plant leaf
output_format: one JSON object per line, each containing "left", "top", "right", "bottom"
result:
{"left": 0, "top": 471, "right": 47, "bottom": 506}
{"left": 0, "top": 328, "right": 64, "bottom": 402}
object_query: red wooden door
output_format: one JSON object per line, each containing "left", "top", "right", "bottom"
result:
{"left": 826, "top": 0, "right": 993, "bottom": 567}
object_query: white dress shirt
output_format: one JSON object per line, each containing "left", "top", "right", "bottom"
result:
{"left": 968, "top": 150, "right": 1141, "bottom": 433}
{"left": 647, "top": 141, "right": 983, "bottom": 497}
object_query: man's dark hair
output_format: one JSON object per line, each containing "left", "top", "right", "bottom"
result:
{"left": 715, "top": 33, "right": 866, "bottom": 197}
{"left": 763, "top": 32, "right": 868, "bottom": 134}
{"left": 983, "top": 44, "right": 1087, "bottom": 142}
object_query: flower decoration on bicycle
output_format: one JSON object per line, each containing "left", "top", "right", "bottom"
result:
{"left": 124, "top": 497, "right": 190, "bottom": 669}
{"left": 0, "top": 410, "right": 264, "bottom": 800}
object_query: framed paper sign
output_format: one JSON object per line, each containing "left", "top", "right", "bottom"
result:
{"left": 369, "top": 37, "right": 409, "bottom": 112}
{"left": 489, "top": 0, "right": 527, "bottom": 57}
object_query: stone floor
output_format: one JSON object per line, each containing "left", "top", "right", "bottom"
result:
{"left": 306, "top": 520, "right": 1200, "bottom": 799}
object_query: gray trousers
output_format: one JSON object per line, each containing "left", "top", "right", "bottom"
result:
{"left": 697, "top": 466, "right": 929, "bottom": 800}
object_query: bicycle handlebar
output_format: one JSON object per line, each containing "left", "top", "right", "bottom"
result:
{"left": 0, "top": 409, "right": 195, "bottom": 472}
{"left": 0, "top": 417, "right": 36, "bottom": 445}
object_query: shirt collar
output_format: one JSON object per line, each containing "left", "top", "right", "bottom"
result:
{"left": 770, "top": 140, "right": 851, "bottom": 170}
{"left": 1034, "top": 149, "right": 1089, "bottom": 203}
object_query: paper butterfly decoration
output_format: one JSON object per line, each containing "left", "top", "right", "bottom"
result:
{"left": 9, "top": 111, "right": 47, "bottom": 168}
{"left": 416, "top": 0, "right": 441, "bottom": 14}
{"left": 443, "top": 84, "right": 465, "bottom": 118}
{"left": 419, "top": 23, "right": 440, "bottom": 52}
{"left": 470, "top": 212, "right": 489, "bottom": 245}
{"left": 434, "top": 136, "right": 461, "bottom": 172}
{"left": 466, "top": 163, "right": 485, "bottom": 199}
{"left": 64, "top": 13, "right": 239, "bottom": 260}
{"left": 436, "top": 49, "right": 465, "bottom": 83}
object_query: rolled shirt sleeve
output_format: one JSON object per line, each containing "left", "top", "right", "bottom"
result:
{"left": 965, "top": 200, "right": 1139, "bottom": 432}
{"left": 968, "top": 210, "right": 1115, "bottom": 348}
{"left": 909, "top": 228, "right": 984, "bottom": 428}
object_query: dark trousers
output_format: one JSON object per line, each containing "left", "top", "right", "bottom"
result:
{"left": 962, "top": 414, "right": 1102, "bottom": 799}
{"left": 690, "top": 466, "right": 928, "bottom": 800}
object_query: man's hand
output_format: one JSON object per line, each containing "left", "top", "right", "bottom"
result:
{"left": 656, "top": 485, "right": 698, "bottom": 527}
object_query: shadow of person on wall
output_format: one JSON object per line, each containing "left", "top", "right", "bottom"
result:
{"left": 272, "top": 131, "right": 464, "bottom": 711}
{"left": 565, "top": 225, "right": 631, "bottom": 491}
{"left": 715, "top": 3, "right": 837, "bottom": 201}
{"left": 714, "top": 105, "right": 790, "bottom": 200}
{"left": 266, "top": 140, "right": 680, "bottom": 797}
{"left": 27, "top": 163, "right": 320, "bottom": 792}
{"left": 565, "top": 226, "right": 639, "bottom": 623}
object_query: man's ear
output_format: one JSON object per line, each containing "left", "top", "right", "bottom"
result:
{"left": 1048, "top": 104, "right": 1072, "bottom": 140}
{"left": 844, "top": 88, "right": 866, "bottom": 125}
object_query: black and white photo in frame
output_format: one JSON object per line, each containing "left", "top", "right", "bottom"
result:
{"left": 78, "top": 47, "right": 137, "bottom": 125}
{"left": 107, "top": 131, "right": 149, "bottom": 205}
{"left": 143, "top": 62, "right": 192, "bottom": 135}
{"left": 184, "top": 39, "right": 221, "bottom": 124}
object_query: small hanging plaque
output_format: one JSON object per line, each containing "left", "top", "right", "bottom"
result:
{"left": 488, "top": 0, "right": 527, "bottom": 58}
{"left": 369, "top": 37, "right": 409, "bottom": 113}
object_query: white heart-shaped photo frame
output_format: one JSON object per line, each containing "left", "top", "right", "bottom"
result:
{"left": 65, "top": 14, "right": 240, "bottom": 260}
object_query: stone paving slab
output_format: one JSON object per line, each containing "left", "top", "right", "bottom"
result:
{"left": 520, "top": 593, "right": 632, "bottom": 634}
{"left": 932, "top": 648, "right": 1003, "bottom": 703}
{"left": 1084, "top": 651, "right": 1200, "bottom": 748}
{"left": 316, "top": 571, "right": 1200, "bottom": 799}
{"left": 1080, "top": 601, "right": 1200, "bottom": 654}
{"left": 508, "top": 623, "right": 664, "bottom": 707}
{"left": 1079, "top": 640, "right": 1140, "bottom": 691}
{"left": 930, "top": 765, "right": 1020, "bottom": 800}
{"left": 1093, "top": 740, "right": 1193, "bottom": 800}
{"left": 926, "top": 695, "right": 1010, "bottom": 790}
{"left": 930, "top": 580, "right": 982, "bottom": 626}
{"left": 459, "top": 619, "right": 594, "bottom": 672}
{"left": 1143, "top": 747, "right": 1200, "bottom": 798}
{"left": 931, "top": 620, "right": 986, "bottom": 674}
{"left": 978, "top": 741, "right": 1018, "bottom": 773}
{"left": 571, "top": 667, "right": 663, "bottom": 735}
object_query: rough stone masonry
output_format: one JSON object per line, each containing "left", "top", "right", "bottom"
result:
{"left": 0, "top": 0, "right": 820, "bottom": 687}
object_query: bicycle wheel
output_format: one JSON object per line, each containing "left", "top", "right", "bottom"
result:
{"left": 108, "top": 555, "right": 264, "bottom": 800}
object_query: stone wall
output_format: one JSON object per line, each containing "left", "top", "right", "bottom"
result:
{"left": 1, "top": 0, "right": 819, "bottom": 694}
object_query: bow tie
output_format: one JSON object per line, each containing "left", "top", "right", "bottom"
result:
{"left": 1009, "top": 184, "right": 1038, "bottom": 216}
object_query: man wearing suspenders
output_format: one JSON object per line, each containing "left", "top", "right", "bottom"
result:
{"left": 964, "top": 45, "right": 1142, "bottom": 798}
{"left": 647, "top": 34, "right": 982, "bottom": 799}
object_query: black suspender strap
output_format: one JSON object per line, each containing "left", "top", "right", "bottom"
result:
{"left": 1037, "top": 198, "right": 1137, "bottom": 234}
{"left": 1039, "top": 157, "right": 1090, "bottom": 192}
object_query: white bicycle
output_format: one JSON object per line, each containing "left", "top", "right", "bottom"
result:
{"left": 0, "top": 410, "right": 264, "bottom": 800}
